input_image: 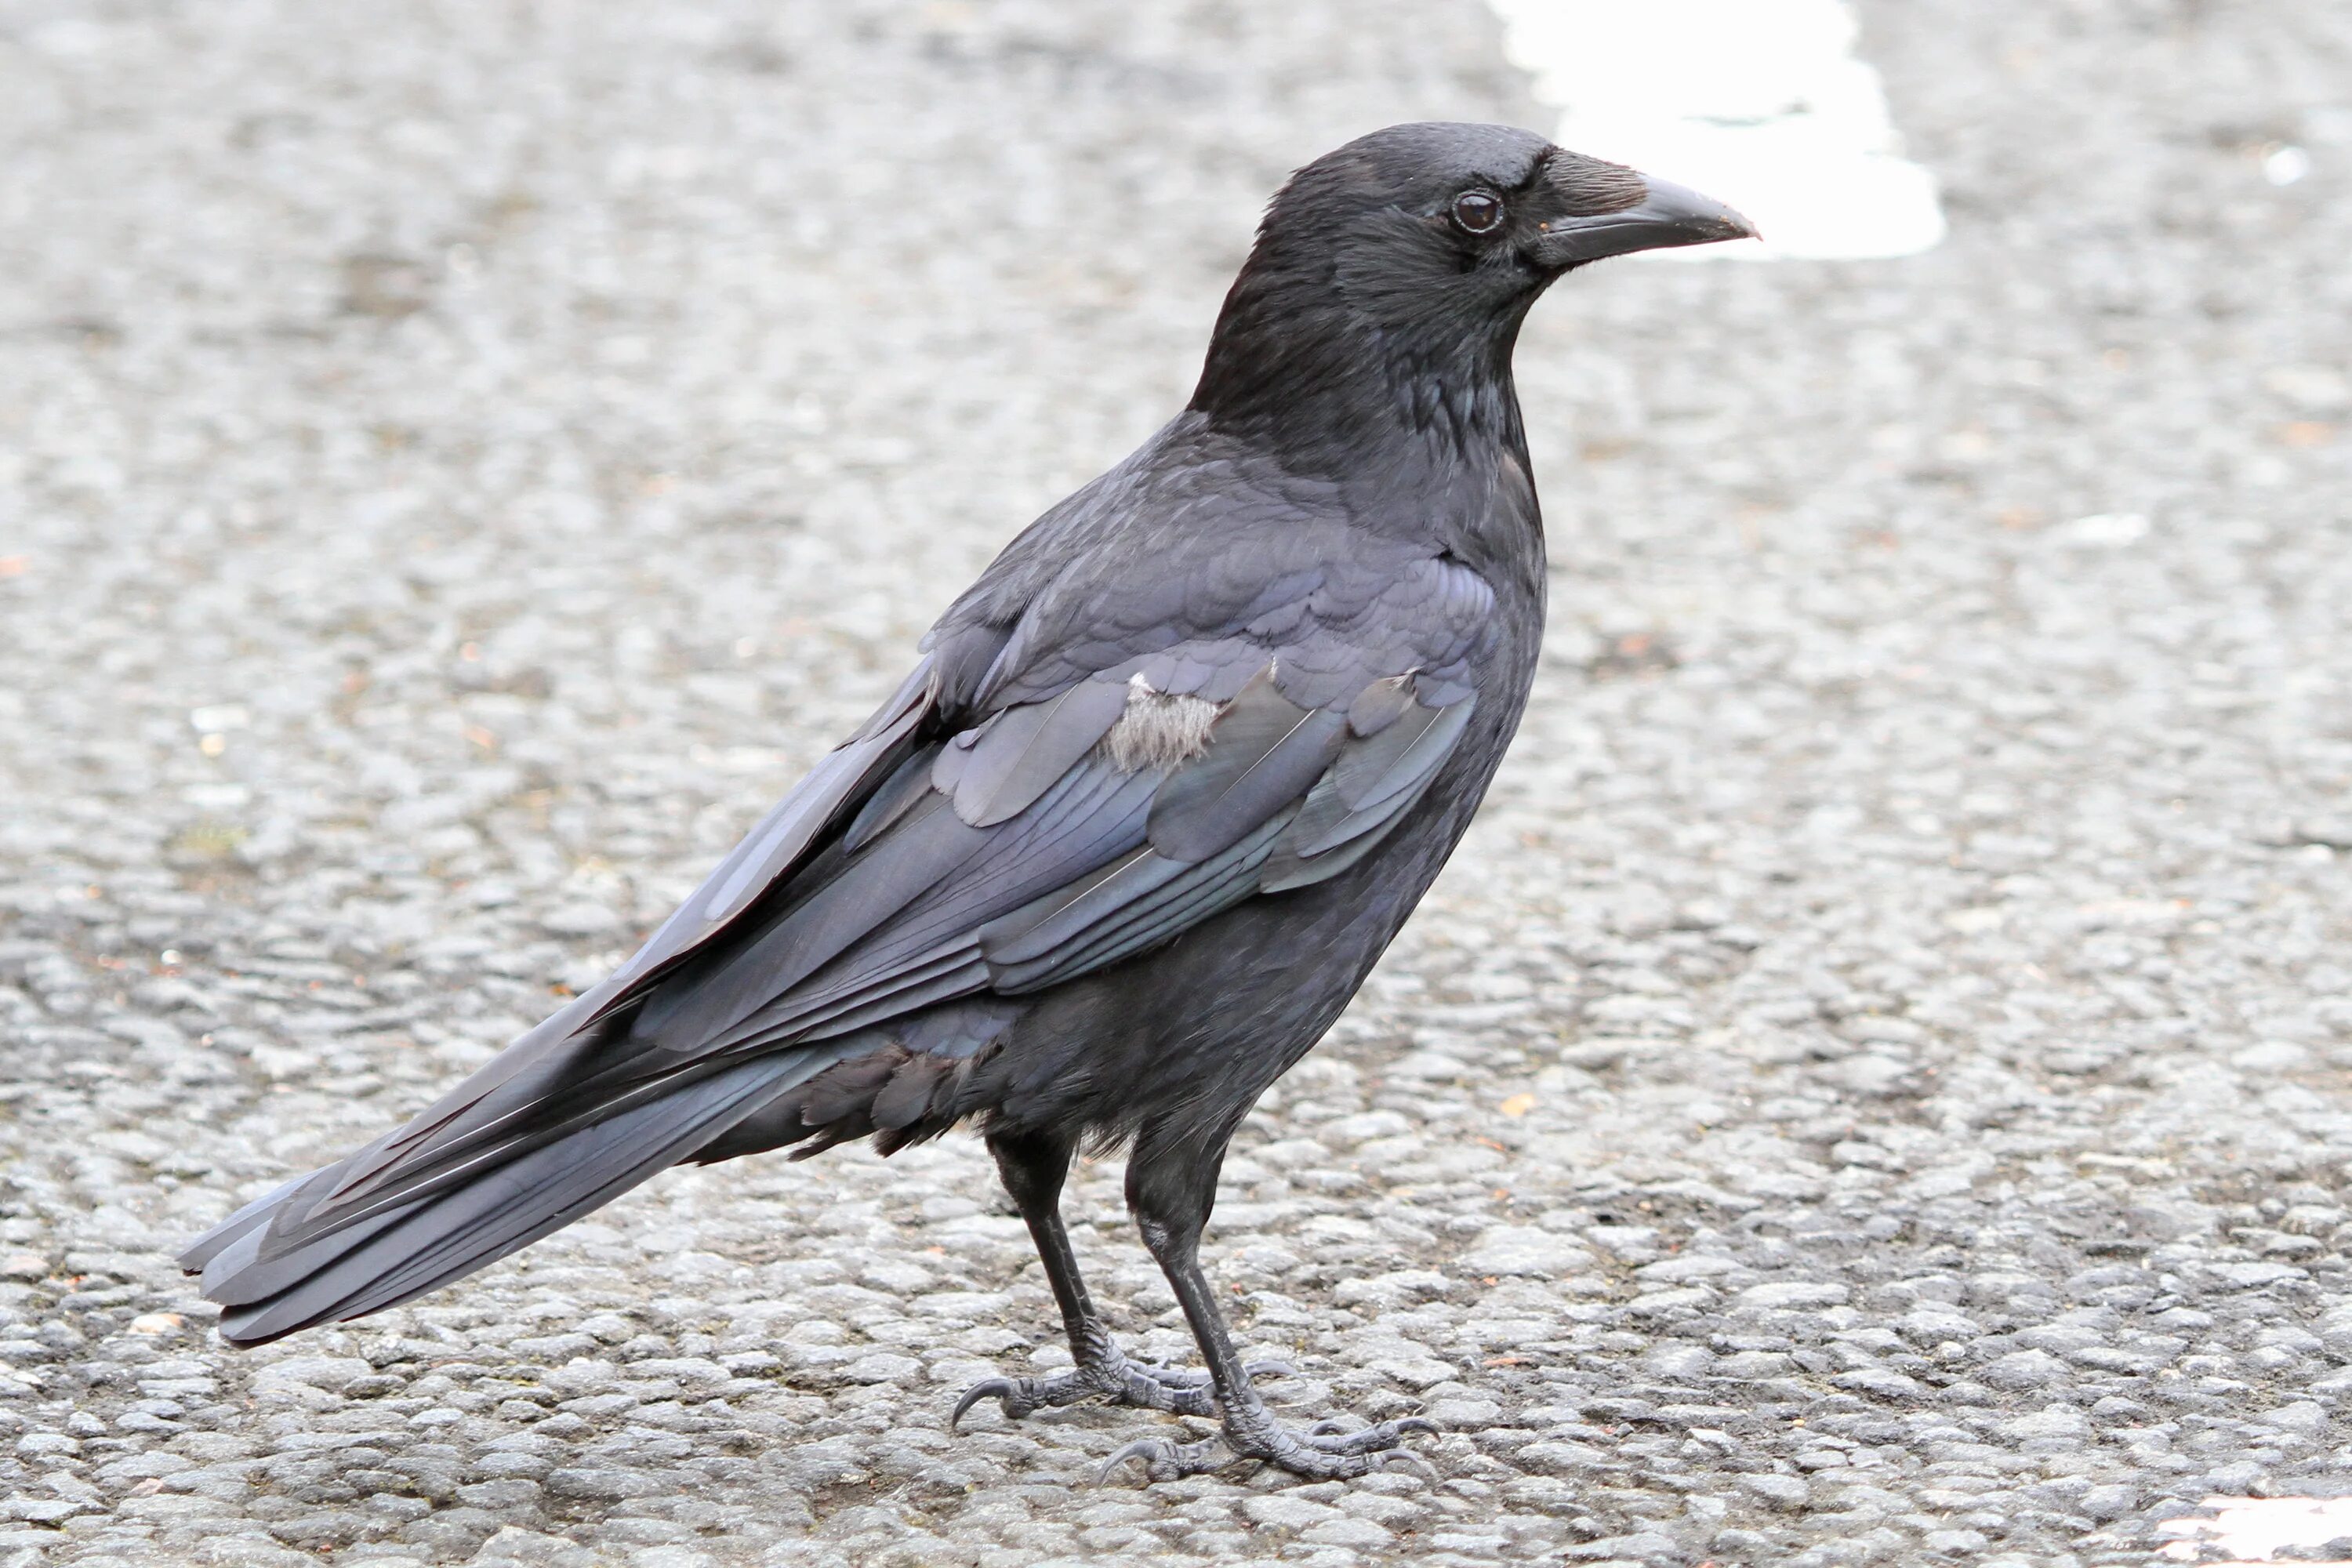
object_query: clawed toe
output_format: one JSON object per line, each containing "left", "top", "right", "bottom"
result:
{"left": 1102, "top": 1412, "right": 1440, "bottom": 1485}
{"left": 1099, "top": 1432, "right": 1227, "bottom": 1483}
{"left": 1127, "top": 1359, "right": 1210, "bottom": 1392}
{"left": 1116, "top": 1360, "right": 1219, "bottom": 1416}
{"left": 951, "top": 1342, "right": 1309, "bottom": 1435}
{"left": 952, "top": 1351, "right": 1247, "bottom": 1430}
{"left": 1307, "top": 1414, "right": 1439, "bottom": 1454}
{"left": 950, "top": 1377, "right": 1027, "bottom": 1431}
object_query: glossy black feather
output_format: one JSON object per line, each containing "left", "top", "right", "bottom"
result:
{"left": 180, "top": 122, "right": 1612, "bottom": 1345}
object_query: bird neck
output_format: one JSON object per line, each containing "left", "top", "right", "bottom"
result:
{"left": 1187, "top": 266, "right": 1534, "bottom": 474}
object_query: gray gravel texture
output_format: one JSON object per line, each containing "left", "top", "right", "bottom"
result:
{"left": 3, "top": 0, "right": 2350, "bottom": 1565}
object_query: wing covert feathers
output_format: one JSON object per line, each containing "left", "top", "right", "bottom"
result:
{"left": 182, "top": 579, "right": 1489, "bottom": 1338}
{"left": 1148, "top": 665, "right": 1348, "bottom": 862}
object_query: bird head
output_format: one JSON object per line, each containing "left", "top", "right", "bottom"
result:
{"left": 1192, "top": 123, "right": 1754, "bottom": 448}
{"left": 1279, "top": 122, "right": 1753, "bottom": 299}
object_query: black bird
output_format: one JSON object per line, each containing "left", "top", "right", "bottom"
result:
{"left": 183, "top": 122, "right": 1752, "bottom": 1481}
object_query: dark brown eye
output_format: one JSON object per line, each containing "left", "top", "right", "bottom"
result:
{"left": 1450, "top": 189, "right": 1504, "bottom": 234}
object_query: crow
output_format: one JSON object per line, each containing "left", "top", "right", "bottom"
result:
{"left": 183, "top": 122, "right": 1752, "bottom": 1482}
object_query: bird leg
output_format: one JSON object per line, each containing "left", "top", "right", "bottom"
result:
{"left": 952, "top": 1131, "right": 1284, "bottom": 1428}
{"left": 1099, "top": 1129, "right": 1437, "bottom": 1483}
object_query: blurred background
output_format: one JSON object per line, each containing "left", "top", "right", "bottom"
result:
{"left": 2, "top": 2, "right": 2350, "bottom": 1566}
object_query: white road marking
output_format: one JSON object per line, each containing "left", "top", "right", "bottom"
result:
{"left": 1486, "top": 0, "right": 1946, "bottom": 258}
{"left": 2157, "top": 1495, "right": 2352, "bottom": 1565}
{"left": 2263, "top": 144, "right": 2312, "bottom": 186}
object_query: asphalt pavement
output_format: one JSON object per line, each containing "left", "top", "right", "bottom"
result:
{"left": 2, "top": 1, "right": 2349, "bottom": 1565}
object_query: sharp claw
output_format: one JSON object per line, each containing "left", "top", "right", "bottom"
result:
{"left": 1394, "top": 1416, "right": 1441, "bottom": 1438}
{"left": 1242, "top": 1358, "right": 1299, "bottom": 1381}
{"left": 1098, "top": 1437, "right": 1171, "bottom": 1485}
{"left": 951, "top": 1377, "right": 1020, "bottom": 1432}
{"left": 1307, "top": 1417, "right": 1350, "bottom": 1436}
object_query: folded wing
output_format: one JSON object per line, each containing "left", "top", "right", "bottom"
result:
{"left": 183, "top": 557, "right": 1490, "bottom": 1341}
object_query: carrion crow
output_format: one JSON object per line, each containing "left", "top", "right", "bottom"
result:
{"left": 183, "top": 122, "right": 1753, "bottom": 1481}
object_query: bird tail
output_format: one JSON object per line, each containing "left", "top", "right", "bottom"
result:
{"left": 180, "top": 1047, "right": 851, "bottom": 1345}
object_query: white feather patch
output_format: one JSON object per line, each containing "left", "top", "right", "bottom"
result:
{"left": 1101, "top": 677, "right": 1221, "bottom": 772}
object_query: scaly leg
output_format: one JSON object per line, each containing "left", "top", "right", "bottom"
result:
{"left": 1099, "top": 1123, "right": 1435, "bottom": 1483}
{"left": 951, "top": 1129, "right": 1288, "bottom": 1429}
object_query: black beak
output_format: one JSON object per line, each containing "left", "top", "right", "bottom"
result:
{"left": 1537, "top": 174, "right": 1759, "bottom": 267}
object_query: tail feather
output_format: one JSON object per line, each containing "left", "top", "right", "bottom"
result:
{"left": 190, "top": 1046, "right": 855, "bottom": 1345}
{"left": 178, "top": 1171, "right": 307, "bottom": 1276}
{"left": 180, "top": 662, "right": 960, "bottom": 1343}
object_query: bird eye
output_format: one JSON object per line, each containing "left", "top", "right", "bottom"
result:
{"left": 1450, "top": 190, "right": 1504, "bottom": 234}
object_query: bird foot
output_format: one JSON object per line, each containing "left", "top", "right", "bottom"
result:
{"left": 1101, "top": 1414, "right": 1439, "bottom": 1484}
{"left": 952, "top": 1350, "right": 1296, "bottom": 1428}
